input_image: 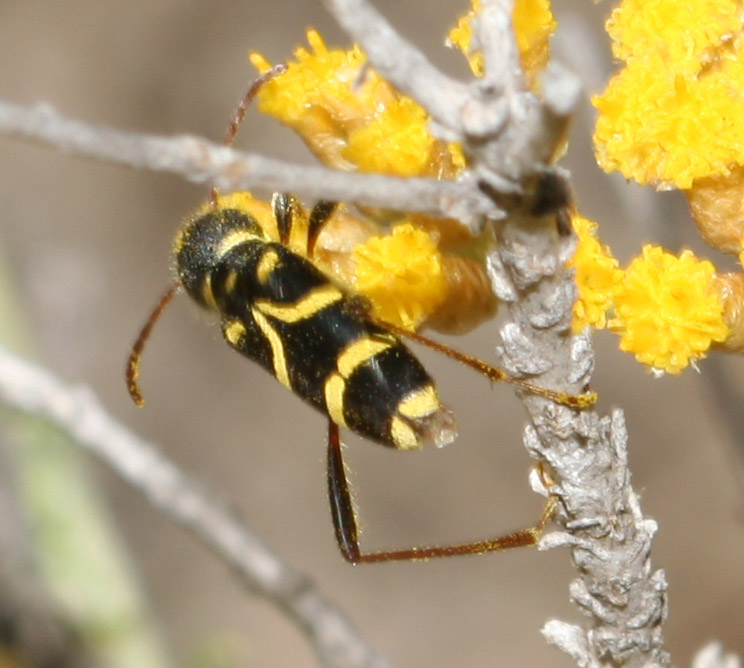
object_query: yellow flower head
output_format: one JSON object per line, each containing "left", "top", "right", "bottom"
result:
{"left": 568, "top": 215, "right": 622, "bottom": 331}
{"left": 250, "top": 30, "right": 462, "bottom": 179}
{"left": 352, "top": 223, "right": 447, "bottom": 331}
{"left": 594, "top": 54, "right": 744, "bottom": 189}
{"left": 250, "top": 30, "right": 370, "bottom": 133}
{"left": 606, "top": 0, "right": 742, "bottom": 72}
{"left": 343, "top": 97, "right": 433, "bottom": 178}
{"left": 609, "top": 245, "right": 729, "bottom": 374}
{"left": 593, "top": 0, "right": 744, "bottom": 189}
{"left": 447, "top": 0, "right": 556, "bottom": 85}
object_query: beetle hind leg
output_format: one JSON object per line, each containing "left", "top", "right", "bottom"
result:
{"left": 307, "top": 200, "right": 339, "bottom": 257}
{"left": 326, "top": 420, "right": 558, "bottom": 565}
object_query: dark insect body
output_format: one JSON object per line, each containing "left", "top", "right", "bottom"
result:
{"left": 127, "top": 69, "right": 594, "bottom": 564}
{"left": 174, "top": 203, "right": 456, "bottom": 452}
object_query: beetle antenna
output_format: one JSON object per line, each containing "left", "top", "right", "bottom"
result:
{"left": 129, "top": 67, "right": 288, "bottom": 407}
{"left": 209, "top": 63, "right": 288, "bottom": 208}
{"left": 126, "top": 283, "right": 181, "bottom": 406}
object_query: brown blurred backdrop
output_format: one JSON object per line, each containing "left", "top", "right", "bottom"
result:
{"left": 1, "top": 1, "right": 743, "bottom": 666}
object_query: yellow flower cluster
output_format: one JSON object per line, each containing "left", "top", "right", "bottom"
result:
{"left": 447, "top": 0, "right": 556, "bottom": 84}
{"left": 606, "top": 0, "right": 741, "bottom": 69}
{"left": 610, "top": 247, "right": 729, "bottom": 373}
{"left": 570, "top": 215, "right": 730, "bottom": 373}
{"left": 593, "top": 0, "right": 744, "bottom": 189}
{"left": 250, "top": 30, "right": 462, "bottom": 179}
{"left": 568, "top": 215, "right": 622, "bottom": 331}
{"left": 587, "top": 0, "right": 744, "bottom": 368}
{"left": 343, "top": 97, "right": 436, "bottom": 178}
{"left": 352, "top": 224, "right": 447, "bottom": 331}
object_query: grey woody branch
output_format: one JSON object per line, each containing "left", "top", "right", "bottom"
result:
{"left": 320, "top": 0, "right": 471, "bottom": 129}
{"left": 0, "top": 100, "right": 491, "bottom": 228}
{"left": 0, "top": 344, "right": 394, "bottom": 668}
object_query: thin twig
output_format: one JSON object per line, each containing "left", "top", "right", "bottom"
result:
{"left": 0, "top": 343, "right": 395, "bottom": 668}
{"left": 693, "top": 642, "right": 742, "bottom": 668}
{"left": 478, "top": 0, "right": 523, "bottom": 93}
{"left": 320, "top": 0, "right": 470, "bottom": 131}
{"left": 0, "top": 100, "right": 490, "bottom": 229}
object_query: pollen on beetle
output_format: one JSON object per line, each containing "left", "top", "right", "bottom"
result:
{"left": 204, "top": 192, "right": 281, "bottom": 242}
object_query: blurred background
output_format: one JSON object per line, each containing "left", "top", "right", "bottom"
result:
{"left": 1, "top": 1, "right": 743, "bottom": 666}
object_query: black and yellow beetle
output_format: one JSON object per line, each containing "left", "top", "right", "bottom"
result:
{"left": 126, "top": 70, "right": 593, "bottom": 564}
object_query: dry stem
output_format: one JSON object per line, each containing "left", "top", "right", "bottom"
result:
{"left": 0, "top": 343, "right": 394, "bottom": 668}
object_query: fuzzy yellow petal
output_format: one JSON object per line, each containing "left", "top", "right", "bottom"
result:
{"left": 251, "top": 30, "right": 463, "bottom": 179}
{"left": 513, "top": 0, "right": 556, "bottom": 77}
{"left": 594, "top": 51, "right": 744, "bottom": 189}
{"left": 594, "top": 0, "right": 744, "bottom": 189}
{"left": 344, "top": 97, "right": 433, "bottom": 177}
{"left": 609, "top": 245, "right": 729, "bottom": 374}
{"left": 606, "top": 0, "right": 742, "bottom": 71}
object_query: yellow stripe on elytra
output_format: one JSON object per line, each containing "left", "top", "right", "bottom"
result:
{"left": 324, "top": 373, "right": 348, "bottom": 428}
{"left": 256, "top": 248, "right": 281, "bottom": 285}
{"left": 223, "top": 270, "right": 238, "bottom": 295}
{"left": 255, "top": 284, "right": 343, "bottom": 324}
{"left": 223, "top": 319, "right": 246, "bottom": 347}
{"left": 337, "top": 337, "right": 394, "bottom": 379}
{"left": 390, "top": 416, "right": 420, "bottom": 450}
{"left": 324, "top": 335, "right": 397, "bottom": 430}
{"left": 397, "top": 385, "right": 440, "bottom": 420}
{"left": 251, "top": 307, "right": 291, "bottom": 389}
{"left": 216, "top": 229, "right": 258, "bottom": 259}
{"left": 201, "top": 273, "right": 218, "bottom": 311}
